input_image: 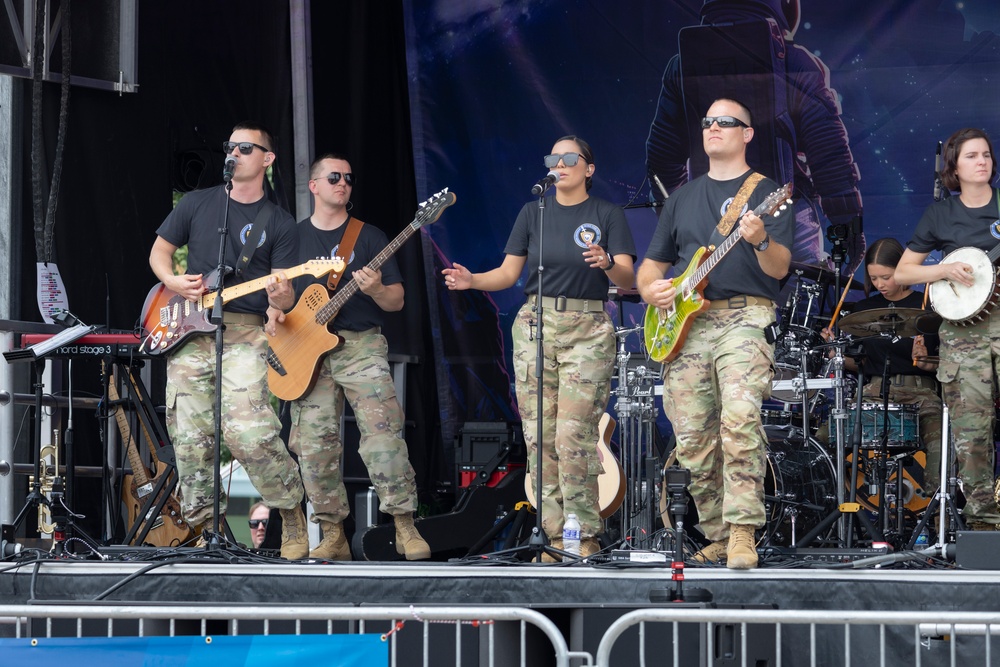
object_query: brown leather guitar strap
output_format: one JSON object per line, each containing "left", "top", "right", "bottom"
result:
{"left": 716, "top": 172, "right": 765, "bottom": 237}
{"left": 327, "top": 215, "right": 365, "bottom": 291}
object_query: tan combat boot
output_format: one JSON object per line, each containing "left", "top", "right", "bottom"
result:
{"left": 580, "top": 537, "right": 601, "bottom": 558}
{"left": 310, "top": 519, "right": 352, "bottom": 561}
{"left": 726, "top": 524, "right": 758, "bottom": 569}
{"left": 393, "top": 514, "right": 431, "bottom": 560}
{"left": 279, "top": 506, "right": 309, "bottom": 560}
{"left": 692, "top": 539, "right": 727, "bottom": 564}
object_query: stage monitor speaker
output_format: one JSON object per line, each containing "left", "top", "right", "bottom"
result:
{"left": 955, "top": 531, "right": 1000, "bottom": 570}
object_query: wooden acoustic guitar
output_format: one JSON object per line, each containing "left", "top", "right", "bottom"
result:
{"left": 524, "top": 413, "right": 626, "bottom": 519}
{"left": 266, "top": 189, "right": 456, "bottom": 401}
{"left": 643, "top": 183, "right": 792, "bottom": 363}
{"left": 928, "top": 246, "right": 1000, "bottom": 325}
{"left": 109, "top": 380, "right": 193, "bottom": 547}
{"left": 139, "top": 257, "right": 344, "bottom": 356}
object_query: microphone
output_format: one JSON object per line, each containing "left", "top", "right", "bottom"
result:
{"left": 652, "top": 173, "right": 670, "bottom": 200}
{"left": 933, "top": 141, "right": 948, "bottom": 201}
{"left": 223, "top": 154, "right": 237, "bottom": 183}
{"left": 531, "top": 171, "right": 560, "bottom": 196}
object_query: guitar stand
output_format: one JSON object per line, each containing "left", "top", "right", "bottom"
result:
{"left": 109, "top": 362, "right": 187, "bottom": 547}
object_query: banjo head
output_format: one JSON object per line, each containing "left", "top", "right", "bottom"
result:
{"left": 930, "top": 247, "right": 998, "bottom": 323}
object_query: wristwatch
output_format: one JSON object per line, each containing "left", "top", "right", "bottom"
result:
{"left": 603, "top": 252, "right": 615, "bottom": 270}
{"left": 754, "top": 235, "right": 770, "bottom": 252}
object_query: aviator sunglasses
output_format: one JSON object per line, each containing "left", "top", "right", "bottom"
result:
{"left": 543, "top": 152, "right": 586, "bottom": 169}
{"left": 700, "top": 116, "right": 750, "bottom": 129}
{"left": 324, "top": 172, "right": 355, "bottom": 186}
{"left": 223, "top": 141, "right": 271, "bottom": 155}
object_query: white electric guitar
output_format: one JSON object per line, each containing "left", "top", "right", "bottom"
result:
{"left": 928, "top": 247, "right": 1000, "bottom": 325}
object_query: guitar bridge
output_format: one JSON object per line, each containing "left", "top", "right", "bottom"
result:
{"left": 266, "top": 348, "right": 287, "bottom": 376}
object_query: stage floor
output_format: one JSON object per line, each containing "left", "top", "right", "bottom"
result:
{"left": 3, "top": 547, "right": 1000, "bottom": 666}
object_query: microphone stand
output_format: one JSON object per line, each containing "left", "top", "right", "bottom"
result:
{"left": 207, "top": 178, "right": 235, "bottom": 551}
{"left": 526, "top": 187, "right": 573, "bottom": 563}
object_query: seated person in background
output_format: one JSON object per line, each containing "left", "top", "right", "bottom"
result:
{"left": 823, "top": 237, "right": 942, "bottom": 491}
{"left": 248, "top": 501, "right": 271, "bottom": 549}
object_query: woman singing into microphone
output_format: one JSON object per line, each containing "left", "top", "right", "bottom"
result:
{"left": 443, "top": 135, "right": 636, "bottom": 558}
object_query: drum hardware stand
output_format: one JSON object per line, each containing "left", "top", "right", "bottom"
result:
{"left": 905, "top": 403, "right": 960, "bottom": 553}
{"left": 611, "top": 324, "right": 659, "bottom": 549}
{"left": 795, "top": 346, "right": 883, "bottom": 548}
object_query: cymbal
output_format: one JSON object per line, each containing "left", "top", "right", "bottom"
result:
{"left": 837, "top": 307, "right": 928, "bottom": 338}
{"left": 787, "top": 262, "right": 864, "bottom": 291}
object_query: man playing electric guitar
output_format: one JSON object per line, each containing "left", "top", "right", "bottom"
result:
{"left": 637, "top": 98, "right": 794, "bottom": 569}
{"left": 266, "top": 153, "right": 430, "bottom": 561}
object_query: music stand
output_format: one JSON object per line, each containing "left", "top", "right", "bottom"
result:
{"left": 3, "top": 323, "right": 99, "bottom": 554}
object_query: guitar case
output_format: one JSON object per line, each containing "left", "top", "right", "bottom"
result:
{"left": 353, "top": 466, "right": 527, "bottom": 561}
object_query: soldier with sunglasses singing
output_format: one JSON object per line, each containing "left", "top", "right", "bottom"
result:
{"left": 149, "top": 120, "right": 309, "bottom": 560}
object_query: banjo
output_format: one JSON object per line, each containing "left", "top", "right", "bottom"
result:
{"left": 928, "top": 246, "right": 1000, "bottom": 325}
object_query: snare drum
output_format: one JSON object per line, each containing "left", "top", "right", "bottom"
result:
{"left": 844, "top": 402, "right": 920, "bottom": 451}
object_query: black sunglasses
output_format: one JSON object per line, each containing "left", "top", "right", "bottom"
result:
{"left": 248, "top": 519, "right": 268, "bottom": 529}
{"left": 543, "top": 152, "right": 586, "bottom": 169}
{"left": 700, "top": 116, "right": 750, "bottom": 129}
{"left": 223, "top": 141, "right": 270, "bottom": 155}
{"left": 323, "top": 172, "right": 354, "bottom": 186}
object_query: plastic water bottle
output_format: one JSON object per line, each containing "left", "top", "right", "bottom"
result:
{"left": 914, "top": 527, "right": 929, "bottom": 547}
{"left": 563, "top": 514, "right": 581, "bottom": 556}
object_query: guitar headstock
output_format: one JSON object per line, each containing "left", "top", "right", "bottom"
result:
{"left": 303, "top": 257, "right": 347, "bottom": 277}
{"left": 413, "top": 188, "right": 457, "bottom": 228}
{"left": 754, "top": 182, "right": 793, "bottom": 218}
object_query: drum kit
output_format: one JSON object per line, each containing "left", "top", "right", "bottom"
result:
{"left": 610, "top": 262, "right": 950, "bottom": 555}
{"left": 760, "top": 263, "right": 947, "bottom": 550}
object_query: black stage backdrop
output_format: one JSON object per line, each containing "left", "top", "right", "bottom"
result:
{"left": 8, "top": 1, "right": 446, "bottom": 539}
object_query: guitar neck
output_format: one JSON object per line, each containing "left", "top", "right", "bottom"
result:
{"left": 315, "top": 220, "right": 421, "bottom": 325}
{"left": 203, "top": 263, "right": 328, "bottom": 310}
{"left": 108, "top": 382, "right": 151, "bottom": 488}
{"left": 683, "top": 228, "right": 744, "bottom": 292}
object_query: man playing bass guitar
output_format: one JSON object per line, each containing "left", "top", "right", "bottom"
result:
{"left": 637, "top": 98, "right": 794, "bottom": 569}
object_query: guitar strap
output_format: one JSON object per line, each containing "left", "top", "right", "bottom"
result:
{"left": 715, "top": 172, "right": 765, "bottom": 237}
{"left": 327, "top": 215, "right": 365, "bottom": 291}
{"left": 233, "top": 199, "right": 275, "bottom": 277}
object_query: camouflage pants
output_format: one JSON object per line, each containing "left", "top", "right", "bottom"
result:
{"left": 937, "top": 317, "right": 1000, "bottom": 522}
{"left": 661, "top": 306, "right": 773, "bottom": 542}
{"left": 863, "top": 378, "right": 944, "bottom": 491}
{"left": 287, "top": 329, "right": 417, "bottom": 523}
{"left": 512, "top": 303, "right": 614, "bottom": 540}
{"left": 166, "top": 324, "right": 304, "bottom": 526}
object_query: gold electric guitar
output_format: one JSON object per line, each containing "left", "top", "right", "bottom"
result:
{"left": 643, "top": 183, "right": 792, "bottom": 363}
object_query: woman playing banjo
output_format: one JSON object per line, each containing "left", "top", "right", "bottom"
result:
{"left": 895, "top": 126, "right": 1000, "bottom": 531}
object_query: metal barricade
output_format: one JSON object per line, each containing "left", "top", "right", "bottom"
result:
{"left": 595, "top": 607, "right": 1000, "bottom": 667}
{"left": 0, "top": 603, "right": 586, "bottom": 667}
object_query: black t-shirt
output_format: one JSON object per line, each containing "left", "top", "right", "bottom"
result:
{"left": 849, "top": 291, "right": 939, "bottom": 380}
{"left": 645, "top": 171, "right": 794, "bottom": 301}
{"left": 908, "top": 189, "right": 1000, "bottom": 255}
{"left": 504, "top": 195, "right": 636, "bottom": 301}
{"left": 293, "top": 216, "right": 402, "bottom": 332}
{"left": 155, "top": 186, "right": 298, "bottom": 315}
